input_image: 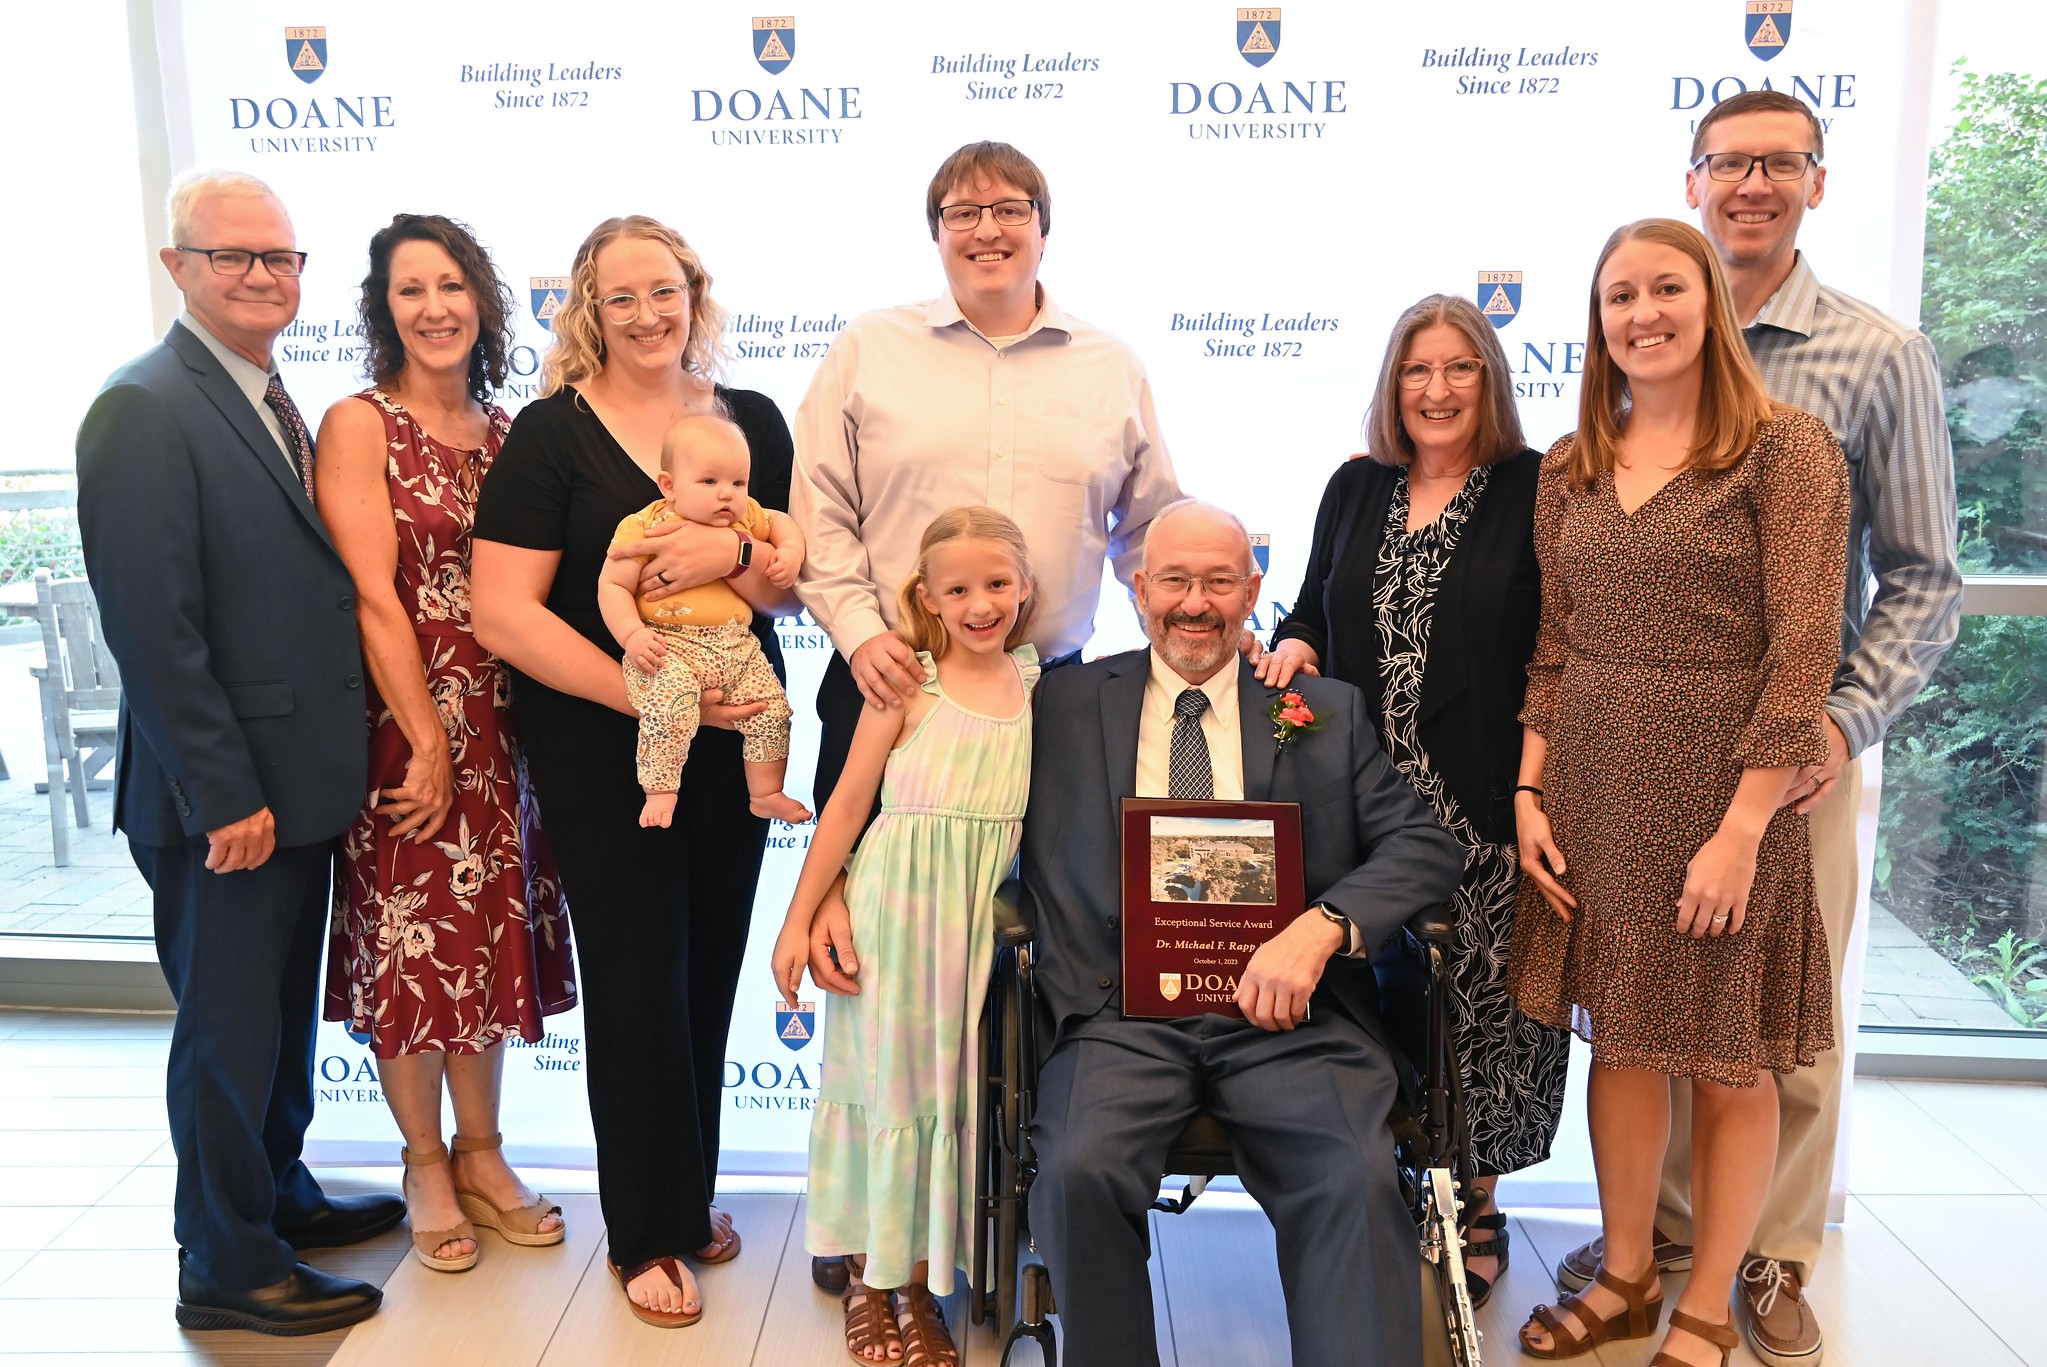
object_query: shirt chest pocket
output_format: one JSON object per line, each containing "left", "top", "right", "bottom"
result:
{"left": 1031, "top": 398, "right": 1125, "bottom": 487}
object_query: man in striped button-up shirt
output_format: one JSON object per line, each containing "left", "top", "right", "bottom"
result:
{"left": 1553, "top": 90, "right": 1964, "bottom": 1367}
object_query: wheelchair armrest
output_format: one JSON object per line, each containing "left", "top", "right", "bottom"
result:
{"left": 994, "top": 878, "right": 1037, "bottom": 949}
{"left": 1404, "top": 903, "right": 1455, "bottom": 947}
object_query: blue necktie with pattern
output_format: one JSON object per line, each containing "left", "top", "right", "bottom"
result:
{"left": 1169, "top": 688, "right": 1214, "bottom": 800}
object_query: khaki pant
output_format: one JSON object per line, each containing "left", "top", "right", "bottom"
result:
{"left": 1656, "top": 762, "right": 1860, "bottom": 1282}
{"left": 624, "top": 622, "right": 792, "bottom": 791}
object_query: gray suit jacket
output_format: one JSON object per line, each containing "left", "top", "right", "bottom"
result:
{"left": 75, "top": 321, "right": 366, "bottom": 848}
{"left": 1019, "top": 651, "right": 1464, "bottom": 1051}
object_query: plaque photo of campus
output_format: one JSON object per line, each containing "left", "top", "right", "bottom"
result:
{"left": 1148, "top": 815, "right": 1279, "bottom": 905}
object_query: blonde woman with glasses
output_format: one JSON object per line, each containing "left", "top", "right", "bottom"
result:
{"left": 470, "top": 216, "right": 801, "bottom": 1329}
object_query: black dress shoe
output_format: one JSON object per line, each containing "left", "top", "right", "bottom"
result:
{"left": 276, "top": 1193, "right": 407, "bottom": 1249}
{"left": 176, "top": 1261, "right": 382, "bottom": 1335}
{"left": 812, "top": 1254, "right": 850, "bottom": 1293}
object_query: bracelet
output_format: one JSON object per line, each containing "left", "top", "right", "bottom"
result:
{"left": 1513, "top": 784, "right": 1545, "bottom": 801}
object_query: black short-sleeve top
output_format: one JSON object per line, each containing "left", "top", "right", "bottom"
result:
{"left": 473, "top": 384, "right": 792, "bottom": 698}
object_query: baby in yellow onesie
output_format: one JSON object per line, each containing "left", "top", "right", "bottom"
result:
{"left": 598, "top": 414, "right": 810, "bottom": 828}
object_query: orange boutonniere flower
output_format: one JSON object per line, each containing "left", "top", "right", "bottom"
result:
{"left": 1268, "top": 689, "right": 1322, "bottom": 755}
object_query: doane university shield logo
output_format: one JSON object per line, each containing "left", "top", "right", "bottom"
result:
{"left": 530, "top": 277, "right": 569, "bottom": 331}
{"left": 1478, "top": 271, "right": 1523, "bottom": 329}
{"left": 285, "top": 27, "right": 327, "bottom": 84}
{"left": 776, "top": 1000, "right": 815, "bottom": 1052}
{"left": 1745, "top": 1, "right": 1792, "bottom": 60}
{"left": 753, "top": 17, "right": 795, "bottom": 74}
{"left": 1159, "top": 973, "right": 1183, "bottom": 1003}
{"left": 1237, "top": 9, "right": 1280, "bottom": 67}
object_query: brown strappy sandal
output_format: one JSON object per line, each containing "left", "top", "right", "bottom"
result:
{"left": 1519, "top": 1259, "right": 1665, "bottom": 1359}
{"left": 842, "top": 1279, "right": 903, "bottom": 1364}
{"left": 609, "top": 1255, "right": 703, "bottom": 1329}
{"left": 1651, "top": 1308, "right": 1740, "bottom": 1367}
{"left": 894, "top": 1283, "right": 960, "bottom": 1367}
{"left": 399, "top": 1143, "right": 478, "bottom": 1272}
{"left": 450, "top": 1131, "right": 565, "bottom": 1247}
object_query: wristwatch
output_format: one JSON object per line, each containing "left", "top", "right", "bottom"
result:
{"left": 725, "top": 529, "right": 755, "bottom": 579}
{"left": 1317, "top": 903, "right": 1357, "bottom": 957}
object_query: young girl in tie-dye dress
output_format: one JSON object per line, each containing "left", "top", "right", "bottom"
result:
{"left": 772, "top": 506, "right": 1039, "bottom": 1367}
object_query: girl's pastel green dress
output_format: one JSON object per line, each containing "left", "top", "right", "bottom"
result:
{"left": 805, "top": 645, "right": 1038, "bottom": 1292}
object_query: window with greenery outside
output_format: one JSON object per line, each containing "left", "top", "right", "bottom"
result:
{"left": 1876, "top": 65, "right": 2047, "bottom": 1027}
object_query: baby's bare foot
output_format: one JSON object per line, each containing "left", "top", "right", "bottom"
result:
{"left": 641, "top": 792, "right": 678, "bottom": 828}
{"left": 750, "top": 792, "right": 813, "bottom": 823}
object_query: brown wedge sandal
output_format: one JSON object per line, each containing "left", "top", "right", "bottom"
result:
{"left": 450, "top": 1131, "right": 565, "bottom": 1247}
{"left": 842, "top": 1279, "right": 902, "bottom": 1364}
{"left": 609, "top": 1255, "right": 703, "bottom": 1329}
{"left": 894, "top": 1284, "right": 960, "bottom": 1367}
{"left": 1519, "top": 1259, "right": 1665, "bottom": 1359}
{"left": 400, "top": 1143, "right": 479, "bottom": 1272}
{"left": 1651, "top": 1308, "right": 1740, "bottom": 1366}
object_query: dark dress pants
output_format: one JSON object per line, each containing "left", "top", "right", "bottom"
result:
{"left": 133, "top": 837, "right": 333, "bottom": 1291}
{"left": 1030, "top": 1011, "right": 1421, "bottom": 1367}
{"left": 521, "top": 700, "right": 767, "bottom": 1267}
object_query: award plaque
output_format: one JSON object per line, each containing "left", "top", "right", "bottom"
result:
{"left": 1120, "top": 799, "right": 1307, "bottom": 1020}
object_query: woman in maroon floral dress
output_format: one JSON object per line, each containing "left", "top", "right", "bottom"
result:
{"left": 313, "top": 214, "right": 575, "bottom": 1272}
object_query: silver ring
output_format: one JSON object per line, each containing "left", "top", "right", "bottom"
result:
{"left": 1712, "top": 914, "right": 1729, "bottom": 923}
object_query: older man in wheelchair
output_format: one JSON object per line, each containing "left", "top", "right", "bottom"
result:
{"left": 967, "top": 501, "right": 1470, "bottom": 1367}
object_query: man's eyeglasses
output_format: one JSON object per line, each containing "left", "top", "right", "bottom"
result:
{"left": 1147, "top": 573, "right": 1255, "bottom": 599}
{"left": 1692, "top": 151, "right": 1820, "bottom": 182}
{"left": 599, "top": 284, "right": 689, "bottom": 325}
{"left": 1398, "top": 358, "right": 1485, "bottom": 390}
{"left": 177, "top": 247, "right": 307, "bottom": 277}
{"left": 938, "top": 199, "right": 1038, "bottom": 232}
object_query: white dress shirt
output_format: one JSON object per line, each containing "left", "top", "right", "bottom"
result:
{"left": 1134, "top": 650, "right": 1244, "bottom": 801}
{"left": 178, "top": 311, "right": 296, "bottom": 476}
{"left": 792, "top": 288, "right": 1182, "bottom": 659}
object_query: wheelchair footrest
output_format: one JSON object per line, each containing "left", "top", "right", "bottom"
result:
{"left": 1151, "top": 1173, "right": 1211, "bottom": 1215}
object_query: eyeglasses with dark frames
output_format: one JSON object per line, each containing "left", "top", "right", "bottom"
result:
{"left": 177, "top": 246, "right": 308, "bottom": 277}
{"left": 1692, "top": 151, "right": 1820, "bottom": 182}
{"left": 938, "top": 199, "right": 1038, "bottom": 232}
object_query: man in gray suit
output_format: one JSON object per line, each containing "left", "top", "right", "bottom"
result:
{"left": 1019, "top": 501, "right": 1464, "bottom": 1367}
{"left": 76, "top": 170, "right": 398, "bottom": 1333}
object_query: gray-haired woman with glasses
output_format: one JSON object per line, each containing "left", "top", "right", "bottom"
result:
{"left": 1255, "top": 292, "right": 1568, "bottom": 1310}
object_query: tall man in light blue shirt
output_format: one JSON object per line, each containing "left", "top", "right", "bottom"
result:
{"left": 1553, "top": 91, "right": 1963, "bottom": 1367}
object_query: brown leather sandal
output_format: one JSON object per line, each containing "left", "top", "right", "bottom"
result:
{"left": 1519, "top": 1260, "right": 1665, "bottom": 1359}
{"left": 609, "top": 1255, "right": 703, "bottom": 1329}
{"left": 450, "top": 1131, "right": 565, "bottom": 1247}
{"left": 400, "top": 1143, "right": 478, "bottom": 1272}
{"left": 1651, "top": 1308, "right": 1740, "bottom": 1366}
{"left": 894, "top": 1284, "right": 960, "bottom": 1367}
{"left": 842, "top": 1280, "right": 902, "bottom": 1364}
{"left": 693, "top": 1205, "right": 741, "bottom": 1264}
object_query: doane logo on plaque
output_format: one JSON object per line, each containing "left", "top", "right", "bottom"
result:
{"left": 1121, "top": 799, "right": 1305, "bottom": 1020}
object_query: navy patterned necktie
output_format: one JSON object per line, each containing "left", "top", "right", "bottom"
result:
{"left": 1169, "top": 687, "right": 1215, "bottom": 800}
{"left": 262, "top": 373, "right": 316, "bottom": 499}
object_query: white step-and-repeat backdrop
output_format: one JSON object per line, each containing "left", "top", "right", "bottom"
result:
{"left": 151, "top": 0, "right": 1928, "bottom": 1170}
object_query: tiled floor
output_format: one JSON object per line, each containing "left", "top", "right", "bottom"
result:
{"left": 1, "top": 1004, "right": 2043, "bottom": 1365}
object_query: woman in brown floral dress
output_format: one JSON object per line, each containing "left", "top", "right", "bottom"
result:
{"left": 1507, "top": 220, "right": 1847, "bottom": 1367}
{"left": 314, "top": 215, "right": 576, "bottom": 1272}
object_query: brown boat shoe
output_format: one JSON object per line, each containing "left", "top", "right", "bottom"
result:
{"left": 1738, "top": 1256, "right": 1823, "bottom": 1366}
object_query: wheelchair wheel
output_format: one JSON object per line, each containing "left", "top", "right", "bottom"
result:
{"left": 991, "top": 945, "right": 1026, "bottom": 1341}
{"left": 1421, "top": 1166, "right": 1484, "bottom": 1367}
